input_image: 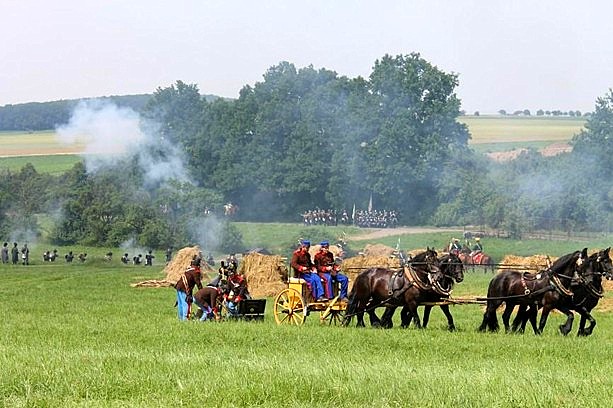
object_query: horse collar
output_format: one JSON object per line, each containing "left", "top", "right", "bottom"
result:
{"left": 551, "top": 274, "right": 574, "bottom": 297}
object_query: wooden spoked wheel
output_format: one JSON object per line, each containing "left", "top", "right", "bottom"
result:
{"left": 274, "top": 288, "right": 307, "bottom": 325}
{"left": 320, "top": 297, "right": 346, "bottom": 325}
{"left": 217, "top": 298, "right": 230, "bottom": 321}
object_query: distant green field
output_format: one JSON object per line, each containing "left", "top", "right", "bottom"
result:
{"left": 0, "top": 154, "right": 82, "bottom": 175}
{"left": 459, "top": 115, "right": 586, "bottom": 144}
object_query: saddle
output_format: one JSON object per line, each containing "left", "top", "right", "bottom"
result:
{"left": 387, "top": 269, "right": 409, "bottom": 297}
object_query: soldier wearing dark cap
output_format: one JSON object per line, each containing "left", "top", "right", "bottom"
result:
{"left": 174, "top": 258, "right": 204, "bottom": 320}
{"left": 1, "top": 242, "right": 8, "bottom": 264}
{"left": 145, "top": 250, "right": 154, "bottom": 266}
{"left": 314, "top": 240, "right": 349, "bottom": 301}
{"left": 11, "top": 243, "right": 19, "bottom": 265}
{"left": 290, "top": 240, "right": 326, "bottom": 301}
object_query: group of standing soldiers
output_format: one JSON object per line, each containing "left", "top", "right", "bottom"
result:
{"left": 1, "top": 242, "right": 29, "bottom": 265}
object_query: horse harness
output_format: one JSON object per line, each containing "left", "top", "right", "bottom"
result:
{"left": 387, "top": 262, "right": 451, "bottom": 298}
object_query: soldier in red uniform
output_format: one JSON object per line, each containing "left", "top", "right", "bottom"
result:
{"left": 194, "top": 285, "right": 220, "bottom": 321}
{"left": 290, "top": 240, "right": 326, "bottom": 301}
{"left": 314, "top": 240, "right": 349, "bottom": 301}
{"left": 174, "top": 258, "right": 204, "bottom": 320}
{"left": 225, "top": 269, "right": 250, "bottom": 315}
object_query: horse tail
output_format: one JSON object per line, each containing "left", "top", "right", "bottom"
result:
{"left": 345, "top": 275, "right": 363, "bottom": 316}
{"left": 343, "top": 269, "right": 371, "bottom": 326}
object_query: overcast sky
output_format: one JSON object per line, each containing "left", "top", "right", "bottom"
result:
{"left": 2, "top": 0, "right": 613, "bottom": 113}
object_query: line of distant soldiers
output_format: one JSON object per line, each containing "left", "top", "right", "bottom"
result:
{"left": 0, "top": 242, "right": 91, "bottom": 265}
{"left": 301, "top": 208, "right": 399, "bottom": 228}
{"left": 0, "top": 242, "right": 159, "bottom": 266}
{"left": 119, "top": 250, "right": 156, "bottom": 266}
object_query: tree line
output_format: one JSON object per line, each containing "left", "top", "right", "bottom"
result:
{"left": 2, "top": 53, "right": 613, "bottom": 251}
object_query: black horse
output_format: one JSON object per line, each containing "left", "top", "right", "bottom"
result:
{"left": 528, "top": 247, "right": 611, "bottom": 336}
{"left": 342, "top": 248, "right": 441, "bottom": 328}
{"left": 478, "top": 249, "right": 584, "bottom": 333}
{"left": 390, "top": 252, "right": 465, "bottom": 330}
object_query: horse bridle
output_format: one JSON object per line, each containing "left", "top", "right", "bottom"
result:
{"left": 576, "top": 253, "right": 608, "bottom": 299}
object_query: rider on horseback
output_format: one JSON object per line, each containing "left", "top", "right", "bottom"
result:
{"left": 471, "top": 237, "right": 484, "bottom": 263}
{"left": 448, "top": 238, "right": 462, "bottom": 255}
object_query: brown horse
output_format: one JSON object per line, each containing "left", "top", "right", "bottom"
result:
{"left": 478, "top": 249, "right": 584, "bottom": 333}
{"left": 458, "top": 251, "right": 495, "bottom": 273}
{"left": 535, "top": 247, "right": 610, "bottom": 336}
{"left": 393, "top": 252, "right": 465, "bottom": 330}
{"left": 342, "top": 248, "right": 441, "bottom": 328}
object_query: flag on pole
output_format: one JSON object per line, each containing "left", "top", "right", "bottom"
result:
{"left": 368, "top": 193, "right": 373, "bottom": 212}
{"left": 351, "top": 203, "right": 356, "bottom": 221}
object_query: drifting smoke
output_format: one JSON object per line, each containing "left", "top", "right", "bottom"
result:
{"left": 54, "top": 100, "right": 227, "bottom": 252}
{"left": 188, "top": 215, "right": 223, "bottom": 252}
{"left": 55, "top": 100, "right": 191, "bottom": 186}
{"left": 119, "top": 238, "right": 148, "bottom": 261}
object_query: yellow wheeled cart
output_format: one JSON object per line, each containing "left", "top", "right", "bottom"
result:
{"left": 273, "top": 277, "right": 347, "bottom": 325}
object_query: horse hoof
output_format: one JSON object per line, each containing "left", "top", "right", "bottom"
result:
{"left": 559, "top": 325, "right": 570, "bottom": 336}
{"left": 448, "top": 325, "right": 456, "bottom": 332}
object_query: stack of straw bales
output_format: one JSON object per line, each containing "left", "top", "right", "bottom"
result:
{"left": 362, "top": 243, "right": 396, "bottom": 257}
{"left": 341, "top": 254, "right": 401, "bottom": 282}
{"left": 131, "top": 246, "right": 214, "bottom": 288}
{"left": 238, "top": 252, "right": 288, "bottom": 297}
{"left": 163, "top": 246, "right": 215, "bottom": 284}
{"left": 497, "top": 254, "right": 555, "bottom": 272}
{"left": 308, "top": 244, "right": 343, "bottom": 259}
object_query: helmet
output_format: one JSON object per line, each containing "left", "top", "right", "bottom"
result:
{"left": 475, "top": 237, "right": 481, "bottom": 241}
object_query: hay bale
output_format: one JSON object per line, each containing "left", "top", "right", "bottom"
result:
{"left": 130, "top": 280, "right": 173, "bottom": 288}
{"left": 133, "top": 246, "right": 204, "bottom": 288}
{"left": 363, "top": 243, "right": 396, "bottom": 257}
{"left": 340, "top": 255, "right": 401, "bottom": 282}
{"left": 239, "top": 252, "right": 288, "bottom": 298}
{"left": 498, "top": 254, "right": 555, "bottom": 272}
{"left": 162, "top": 246, "right": 214, "bottom": 284}
{"left": 308, "top": 244, "right": 344, "bottom": 259}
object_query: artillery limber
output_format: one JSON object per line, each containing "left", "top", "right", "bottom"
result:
{"left": 273, "top": 276, "right": 347, "bottom": 325}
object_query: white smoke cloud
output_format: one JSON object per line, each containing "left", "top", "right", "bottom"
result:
{"left": 189, "top": 215, "right": 224, "bottom": 253}
{"left": 55, "top": 100, "right": 192, "bottom": 186}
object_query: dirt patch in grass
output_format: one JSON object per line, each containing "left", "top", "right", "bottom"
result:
{"left": 487, "top": 143, "right": 572, "bottom": 162}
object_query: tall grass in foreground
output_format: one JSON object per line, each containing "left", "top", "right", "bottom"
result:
{"left": 1, "top": 263, "right": 611, "bottom": 407}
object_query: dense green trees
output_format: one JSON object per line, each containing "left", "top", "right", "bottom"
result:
{"left": 2, "top": 56, "right": 613, "bottom": 249}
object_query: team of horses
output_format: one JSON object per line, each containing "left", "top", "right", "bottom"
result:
{"left": 342, "top": 247, "right": 612, "bottom": 336}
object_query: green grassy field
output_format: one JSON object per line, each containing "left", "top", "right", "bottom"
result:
{"left": 1, "top": 226, "right": 612, "bottom": 406}
{"left": 0, "top": 154, "right": 82, "bottom": 175}
{"left": 1, "top": 261, "right": 611, "bottom": 407}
